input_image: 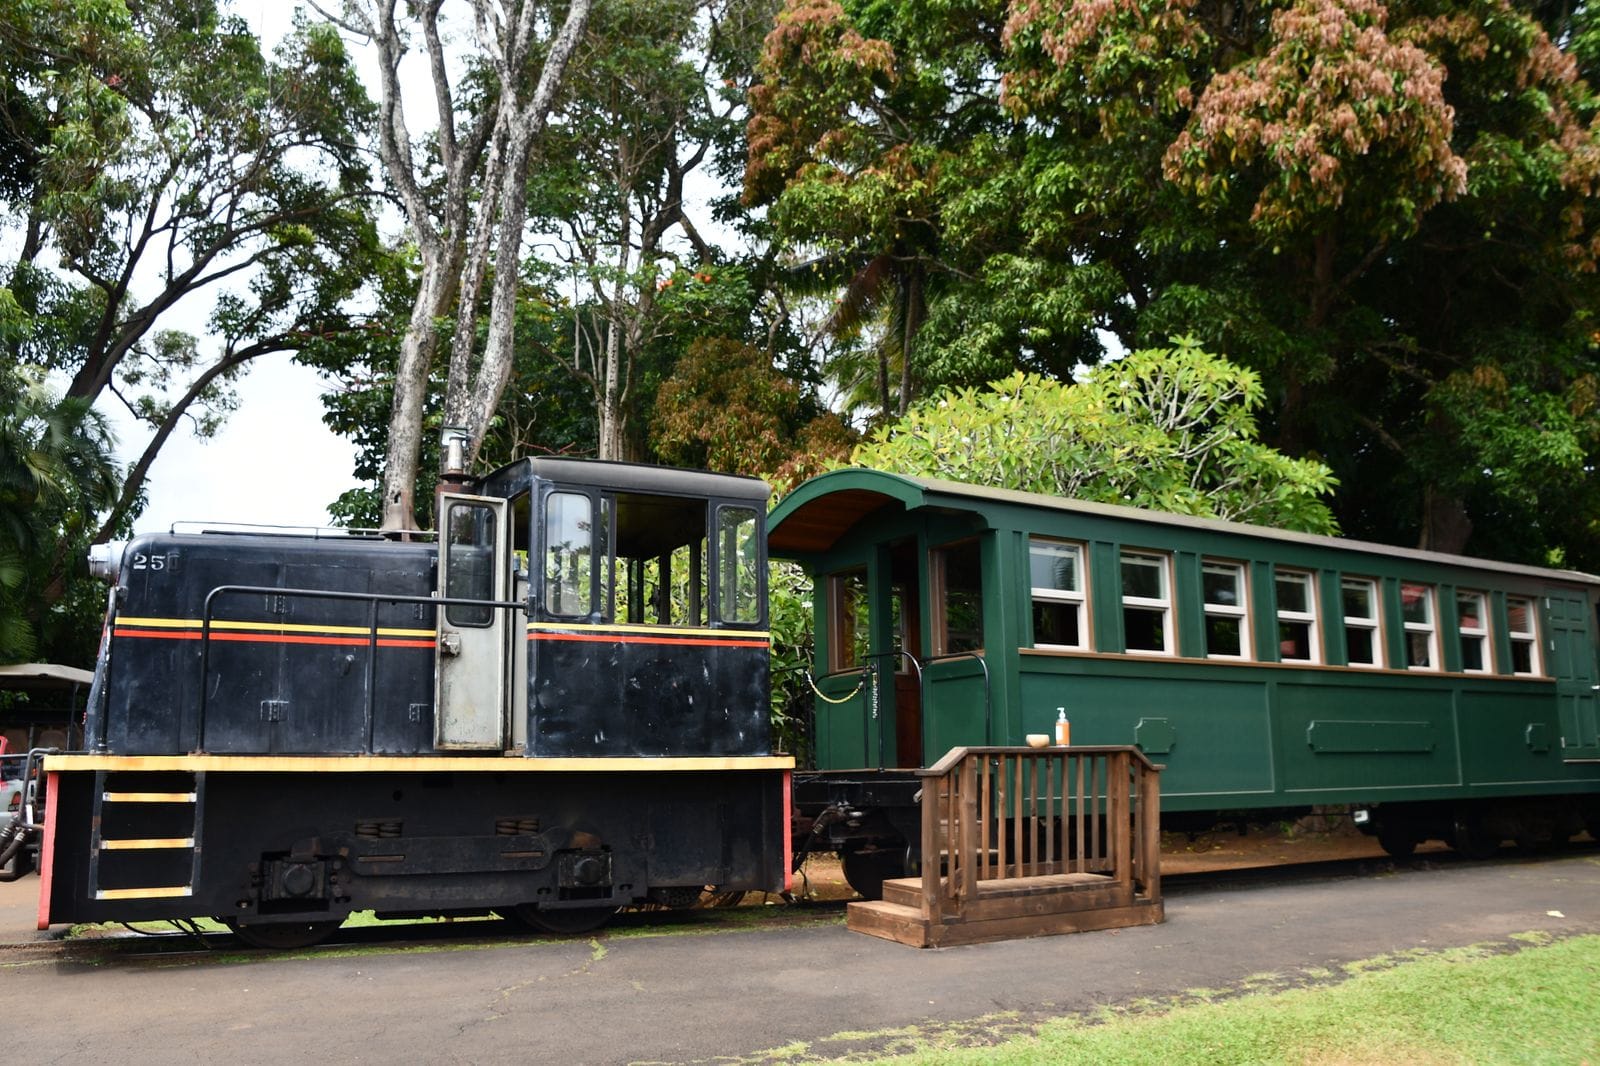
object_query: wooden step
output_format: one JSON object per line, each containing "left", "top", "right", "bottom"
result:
{"left": 850, "top": 895, "right": 1164, "bottom": 949}
{"left": 880, "top": 877, "right": 925, "bottom": 909}
{"left": 974, "top": 871, "right": 1110, "bottom": 897}
{"left": 931, "top": 898, "right": 1163, "bottom": 947}
{"left": 846, "top": 900, "right": 934, "bottom": 948}
{"left": 881, "top": 870, "right": 1113, "bottom": 909}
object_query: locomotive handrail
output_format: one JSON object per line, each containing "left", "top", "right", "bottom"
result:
{"left": 195, "top": 584, "right": 528, "bottom": 754}
{"left": 170, "top": 520, "right": 438, "bottom": 541}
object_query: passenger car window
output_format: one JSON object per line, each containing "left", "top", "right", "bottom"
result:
{"left": 1506, "top": 597, "right": 1541, "bottom": 675}
{"left": 1030, "top": 539, "right": 1087, "bottom": 650}
{"left": 1202, "top": 560, "right": 1249, "bottom": 659}
{"left": 1341, "top": 578, "right": 1383, "bottom": 667}
{"left": 1121, "top": 551, "right": 1172, "bottom": 654}
{"left": 933, "top": 541, "right": 983, "bottom": 654}
{"left": 1401, "top": 582, "right": 1438, "bottom": 670}
{"left": 1457, "top": 591, "right": 1490, "bottom": 672}
{"left": 1275, "top": 570, "right": 1318, "bottom": 663}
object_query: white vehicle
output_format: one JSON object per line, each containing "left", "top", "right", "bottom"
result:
{"left": 0, "top": 753, "right": 41, "bottom": 879}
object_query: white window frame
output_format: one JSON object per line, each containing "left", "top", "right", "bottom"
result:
{"left": 1456, "top": 590, "right": 1491, "bottom": 674}
{"left": 1506, "top": 596, "right": 1542, "bottom": 676}
{"left": 1201, "top": 559, "right": 1250, "bottom": 660}
{"left": 1120, "top": 550, "right": 1174, "bottom": 656}
{"left": 1274, "top": 569, "right": 1320, "bottom": 664}
{"left": 1340, "top": 577, "right": 1384, "bottom": 669}
{"left": 1029, "top": 538, "right": 1088, "bottom": 650}
{"left": 1401, "top": 582, "right": 1440, "bottom": 671}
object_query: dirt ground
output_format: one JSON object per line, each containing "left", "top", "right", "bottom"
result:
{"left": 788, "top": 815, "right": 1440, "bottom": 901}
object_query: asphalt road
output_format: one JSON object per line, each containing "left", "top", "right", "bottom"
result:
{"left": 5, "top": 850, "right": 1600, "bottom": 1065}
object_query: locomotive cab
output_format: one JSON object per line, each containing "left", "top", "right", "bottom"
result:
{"left": 449, "top": 457, "right": 773, "bottom": 758}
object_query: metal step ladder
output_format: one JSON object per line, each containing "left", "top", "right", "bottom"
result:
{"left": 87, "top": 771, "right": 204, "bottom": 902}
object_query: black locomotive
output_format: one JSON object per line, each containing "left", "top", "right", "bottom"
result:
{"left": 36, "top": 457, "right": 791, "bottom": 947}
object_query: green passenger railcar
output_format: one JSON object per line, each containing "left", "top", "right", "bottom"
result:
{"left": 769, "top": 469, "right": 1600, "bottom": 894}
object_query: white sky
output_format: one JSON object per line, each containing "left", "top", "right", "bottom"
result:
{"left": 108, "top": 357, "right": 359, "bottom": 533}
{"left": 108, "top": 2, "right": 365, "bottom": 534}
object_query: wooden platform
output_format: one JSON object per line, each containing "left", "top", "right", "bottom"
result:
{"left": 848, "top": 873, "right": 1164, "bottom": 948}
{"left": 844, "top": 746, "right": 1165, "bottom": 948}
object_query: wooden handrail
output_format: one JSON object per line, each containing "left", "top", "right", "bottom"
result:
{"left": 917, "top": 745, "right": 1162, "bottom": 920}
{"left": 917, "top": 744, "right": 1165, "bottom": 778}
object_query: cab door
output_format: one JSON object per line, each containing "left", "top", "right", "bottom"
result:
{"left": 435, "top": 494, "right": 510, "bottom": 750}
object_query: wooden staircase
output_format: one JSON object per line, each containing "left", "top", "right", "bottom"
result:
{"left": 848, "top": 746, "right": 1163, "bottom": 947}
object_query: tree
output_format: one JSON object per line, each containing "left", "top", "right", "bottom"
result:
{"left": 298, "top": 239, "right": 600, "bottom": 528}
{"left": 0, "top": 362, "right": 119, "bottom": 663}
{"left": 527, "top": 0, "right": 762, "bottom": 460}
{"left": 747, "top": 0, "right": 1600, "bottom": 565}
{"left": 650, "top": 333, "right": 852, "bottom": 483}
{"left": 744, "top": 0, "right": 1015, "bottom": 421}
{"left": 850, "top": 339, "right": 1339, "bottom": 533}
{"left": 320, "top": 0, "right": 592, "bottom": 530}
{"left": 0, "top": 1, "right": 381, "bottom": 542}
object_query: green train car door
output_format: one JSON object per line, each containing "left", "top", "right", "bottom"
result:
{"left": 1545, "top": 592, "right": 1600, "bottom": 758}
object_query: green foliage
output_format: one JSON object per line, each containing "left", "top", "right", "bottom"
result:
{"left": 747, "top": 0, "right": 1600, "bottom": 565}
{"left": 767, "top": 561, "right": 816, "bottom": 763}
{"left": 0, "top": 361, "right": 120, "bottom": 663}
{"left": 650, "top": 333, "right": 853, "bottom": 483}
{"left": 851, "top": 340, "right": 1339, "bottom": 533}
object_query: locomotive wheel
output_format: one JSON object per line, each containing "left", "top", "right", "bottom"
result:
{"left": 513, "top": 903, "right": 617, "bottom": 935}
{"left": 840, "top": 848, "right": 905, "bottom": 901}
{"left": 1377, "top": 827, "right": 1416, "bottom": 859}
{"left": 223, "top": 916, "right": 343, "bottom": 950}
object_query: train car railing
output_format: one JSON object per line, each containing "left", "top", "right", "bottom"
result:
{"left": 914, "top": 745, "right": 1162, "bottom": 919}
{"left": 810, "top": 651, "right": 994, "bottom": 770}
{"left": 195, "top": 584, "right": 527, "bottom": 754}
{"left": 918, "top": 651, "right": 991, "bottom": 752}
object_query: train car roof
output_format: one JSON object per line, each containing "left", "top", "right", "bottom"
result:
{"left": 481, "top": 457, "right": 770, "bottom": 503}
{"left": 768, "top": 467, "right": 1600, "bottom": 587}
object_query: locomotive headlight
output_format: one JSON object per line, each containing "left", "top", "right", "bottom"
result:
{"left": 87, "top": 542, "right": 125, "bottom": 583}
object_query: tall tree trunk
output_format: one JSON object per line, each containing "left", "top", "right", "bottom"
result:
{"left": 898, "top": 267, "right": 923, "bottom": 417}
{"left": 346, "top": 0, "right": 590, "bottom": 530}
{"left": 1420, "top": 485, "right": 1473, "bottom": 555}
{"left": 598, "top": 186, "right": 633, "bottom": 462}
{"left": 442, "top": 0, "right": 592, "bottom": 471}
{"left": 599, "top": 319, "right": 626, "bottom": 460}
{"left": 379, "top": 259, "right": 455, "bottom": 531}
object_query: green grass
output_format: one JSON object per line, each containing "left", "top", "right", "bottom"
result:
{"left": 812, "top": 935, "right": 1600, "bottom": 1065}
